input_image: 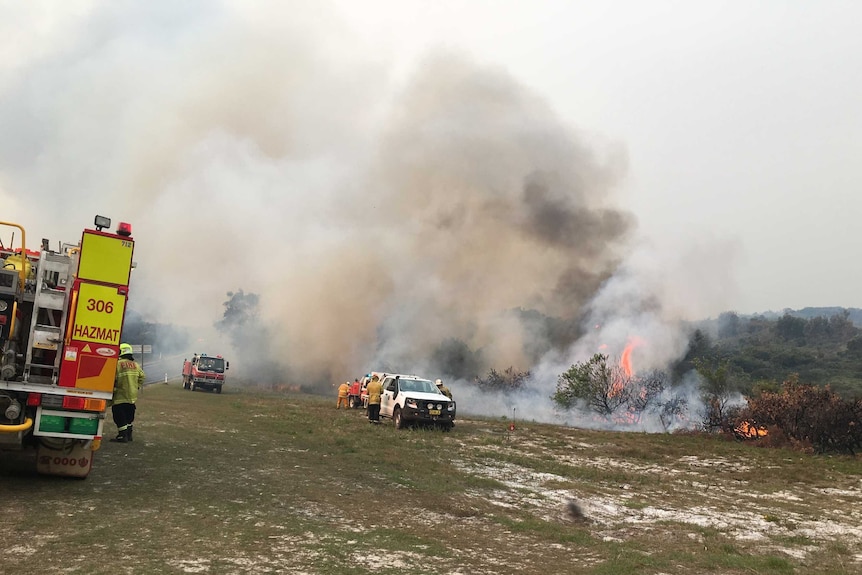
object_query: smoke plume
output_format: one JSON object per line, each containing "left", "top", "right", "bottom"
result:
{"left": 0, "top": 3, "right": 736, "bottom": 428}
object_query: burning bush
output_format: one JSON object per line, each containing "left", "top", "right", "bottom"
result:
{"left": 738, "top": 379, "right": 862, "bottom": 454}
{"left": 553, "top": 353, "right": 629, "bottom": 415}
{"left": 553, "top": 353, "right": 677, "bottom": 426}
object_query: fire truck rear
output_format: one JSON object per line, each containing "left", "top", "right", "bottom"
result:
{"left": 0, "top": 215, "right": 135, "bottom": 478}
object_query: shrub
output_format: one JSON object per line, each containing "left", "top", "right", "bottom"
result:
{"left": 475, "top": 366, "right": 530, "bottom": 392}
{"left": 740, "top": 380, "right": 862, "bottom": 454}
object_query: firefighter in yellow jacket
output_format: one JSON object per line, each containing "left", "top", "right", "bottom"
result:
{"left": 365, "top": 374, "right": 383, "bottom": 423}
{"left": 336, "top": 381, "right": 350, "bottom": 409}
{"left": 111, "top": 343, "right": 145, "bottom": 443}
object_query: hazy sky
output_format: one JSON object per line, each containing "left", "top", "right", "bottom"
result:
{"left": 330, "top": 0, "right": 862, "bottom": 315}
{"left": 1, "top": 1, "right": 860, "bottom": 389}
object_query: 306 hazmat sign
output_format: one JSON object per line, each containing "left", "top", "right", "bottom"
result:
{"left": 72, "top": 283, "right": 126, "bottom": 345}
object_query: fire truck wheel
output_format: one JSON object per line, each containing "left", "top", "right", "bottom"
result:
{"left": 394, "top": 407, "right": 405, "bottom": 430}
{"left": 216, "top": 386, "right": 222, "bottom": 394}
{"left": 348, "top": 397, "right": 357, "bottom": 409}
{"left": 190, "top": 381, "right": 196, "bottom": 392}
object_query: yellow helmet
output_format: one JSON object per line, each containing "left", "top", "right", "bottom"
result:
{"left": 119, "top": 343, "right": 133, "bottom": 356}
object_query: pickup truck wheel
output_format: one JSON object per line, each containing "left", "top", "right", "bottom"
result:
{"left": 394, "top": 407, "right": 405, "bottom": 430}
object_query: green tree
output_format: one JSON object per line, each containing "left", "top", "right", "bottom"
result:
{"left": 846, "top": 336, "right": 862, "bottom": 358}
{"left": 775, "top": 313, "right": 806, "bottom": 342}
{"left": 216, "top": 290, "right": 260, "bottom": 331}
{"left": 431, "top": 338, "right": 483, "bottom": 381}
{"left": 672, "top": 328, "right": 715, "bottom": 381}
{"left": 717, "top": 312, "right": 740, "bottom": 338}
{"left": 694, "top": 357, "right": 742, "bottom": 432}
{"left": 554, "top": 354, "right": 630, "bottom": 416}
{"left": 214, "top": 289, "right": 283, "bottom": 387}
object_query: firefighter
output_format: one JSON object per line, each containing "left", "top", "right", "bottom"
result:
{"left": 436, "top": 378, "right": 452, "bottom": 399}
{"left": 365, "top": 374, "right": 383, "bottom": 423}
{"left": 111, "top": 343, "right": 145, "bottom": 443}
{"left": 337, "top": 380, "right": 350, "bottom": 409}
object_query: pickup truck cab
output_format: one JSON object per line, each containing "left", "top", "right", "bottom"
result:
{"left": 379, "top": 374, "right": 456, "bottom": 430}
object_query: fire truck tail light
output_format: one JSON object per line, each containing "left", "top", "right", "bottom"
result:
{"left": 85, "top": 399, "right": 107, "bottom": 412}
{"left": 63, "top": 396, "right": 85, "bottom": 410}
{"left": 61, "top": 397, "right": 106, "bottom": 412}
{"left": 27, "top": 393, "right": 42, "bottom": 406}
{"left": 117, "top": 222, "right": 132, "bottom": 237}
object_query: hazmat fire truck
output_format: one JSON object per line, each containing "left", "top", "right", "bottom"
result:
{"left": 182, "top": 353, "right": 228, "bottom": 393}
{"left": 0, "top": 215, "right": 135, "bottom": 478}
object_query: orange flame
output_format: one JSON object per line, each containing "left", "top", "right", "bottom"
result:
{"left": 620, "top": 336, "right": 645, "bottom": 377}
{"left": 609, "top": 337, "right": 645, "bottom": 398}
{"left": 735, "top": 421, "right": 768, "bottom": 438}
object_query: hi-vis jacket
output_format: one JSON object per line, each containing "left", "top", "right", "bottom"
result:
{"left": 114, "top": 358, "right": 146, "bottom": 405}
{"left": 365, "top": 379, "right": 383, "bottom": 405}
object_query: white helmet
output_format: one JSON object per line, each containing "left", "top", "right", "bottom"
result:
{"left": 435, "top": 379, "right": 443, "bottom": 386}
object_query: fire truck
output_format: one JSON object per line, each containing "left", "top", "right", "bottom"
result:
{"left": 349, "top": 371, "right": 387, "bottom": 408}
{"left": 0, "top": 215, "right": 135, "bottom": 478}
{"left": 182, "top": 353, "right": 228, "bottom": 393}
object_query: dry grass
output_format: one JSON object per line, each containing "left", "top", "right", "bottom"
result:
{"left": 1, "top": 383, "right": 860, "bottom": 574}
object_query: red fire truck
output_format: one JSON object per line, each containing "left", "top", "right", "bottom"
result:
{"left": 0, "top": 215, "right": 136, "bottom": 478}
{"left": 348, "top": 371, "right": 387, "bottom": 408}
{"left": 182, "top": 353, "right": 228, "bottom": 393}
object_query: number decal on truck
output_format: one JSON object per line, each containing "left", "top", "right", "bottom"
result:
{"left": 86, "top": 299, "right": 115, "bottom": 313}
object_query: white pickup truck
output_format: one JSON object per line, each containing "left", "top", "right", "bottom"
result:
{"left": 379, "top": 374, "right": 456, "bottom": 430}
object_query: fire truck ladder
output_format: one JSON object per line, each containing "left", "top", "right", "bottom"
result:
{"left": 23, "top": 251, "right": 73, "bottom": 384}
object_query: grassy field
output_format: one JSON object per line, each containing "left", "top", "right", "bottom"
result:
{"left": 2, "top": 383, "right": 861, "bottom": 575}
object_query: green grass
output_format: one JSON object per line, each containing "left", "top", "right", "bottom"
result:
{"left": 2, "top": 384, "right": 861, "bottom": 574}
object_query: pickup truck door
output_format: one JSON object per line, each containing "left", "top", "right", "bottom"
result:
{"left": 380, "top": 377, "right": 396, "bottom": 417}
